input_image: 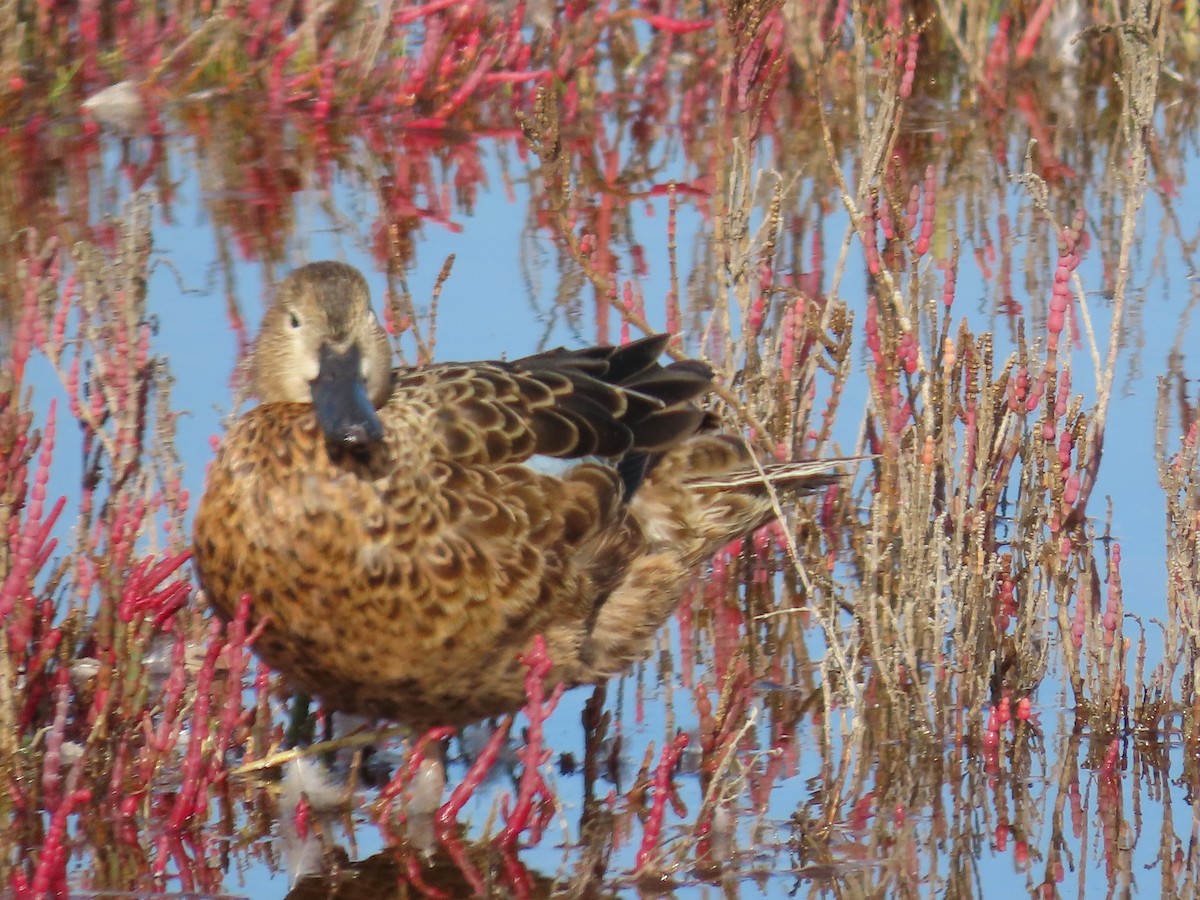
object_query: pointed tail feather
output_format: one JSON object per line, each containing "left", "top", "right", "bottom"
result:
{"left": 684, "top": 456, "right": 866, "bottom": 494}
{"left": 633, "top": 446, "right": 868, "bottom": 566}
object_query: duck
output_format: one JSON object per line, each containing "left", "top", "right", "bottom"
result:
{"left": 193, "top": 260, "right": 850, "bottom": 728}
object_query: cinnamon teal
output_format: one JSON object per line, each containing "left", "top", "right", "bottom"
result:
{"left": 193, "top": 261, "right": 850, "bottom": 728}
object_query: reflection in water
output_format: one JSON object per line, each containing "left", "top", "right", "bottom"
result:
{"left": 283, "top": 836, "right": 572, "bottom": 900}
{"left": 2, "top": 1, "right": 1200, "bottom": 897}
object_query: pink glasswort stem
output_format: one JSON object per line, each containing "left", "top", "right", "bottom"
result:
{"left": 435, "top": 716, "right": 513, "bottom": 830}
{"left": 495, "top": 634, "right": 564, "bottom": 848}
{"left": 635, "top": 730, "right": 689, "bottom": 871}
{"left": 377, "top": 724, "right": 455, "bottom": 817}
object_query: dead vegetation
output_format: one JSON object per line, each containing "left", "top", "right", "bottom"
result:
{"left": 2, "top": 0, "right": 1200, "bottom": 896}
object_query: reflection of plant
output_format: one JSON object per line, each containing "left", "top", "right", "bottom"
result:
{"left": 1, "top": 207, "right": 276, "bottom": 894}
{"left": 3, "top": 0, "right": 1200, "bottom": 895}
{"left": 1157, "top": 372, "right": 1200, "bottom": 728}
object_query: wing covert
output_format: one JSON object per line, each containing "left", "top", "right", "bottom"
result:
{"left": 388, "top": 334, "right": 715, "bottom": 473}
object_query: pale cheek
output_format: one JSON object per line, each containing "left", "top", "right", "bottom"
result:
{"left": 298, "top": 352, "right": 320, "bottom": 384}
{"left": 286, "top": 350, "right": 319, "bottom": 401}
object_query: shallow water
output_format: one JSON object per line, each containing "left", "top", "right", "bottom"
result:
{"left": 5, "top": 4, "right": 1200, "bottom": 898}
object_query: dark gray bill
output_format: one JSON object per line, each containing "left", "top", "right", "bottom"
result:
{"left": 311, "top": 343, "right": 384, "bottom": 444}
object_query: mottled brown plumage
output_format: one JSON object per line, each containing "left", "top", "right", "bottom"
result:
{"left": 193, "top": 261, "right": 850, "bottom": 727}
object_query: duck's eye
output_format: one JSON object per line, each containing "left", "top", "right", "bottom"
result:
{"left": 288, "top": 312, "right": 301, "bottom": 329}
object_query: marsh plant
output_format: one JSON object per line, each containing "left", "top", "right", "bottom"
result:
{"left": 1, "top": 0, "right": 1199, "bottom": 896}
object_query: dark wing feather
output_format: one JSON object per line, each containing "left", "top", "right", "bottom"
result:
{"left": 595, "top": 333, "right": 672, "bottom": 383}
{"left": 391, "top": 335, "right": 715, "bottom": 475}
{"left": 629, "top": 406, "right": 709, "bottom": 452}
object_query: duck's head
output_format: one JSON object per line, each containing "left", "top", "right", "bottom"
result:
{"left": 252, "top": 261, "right": 392, "bottom": 445}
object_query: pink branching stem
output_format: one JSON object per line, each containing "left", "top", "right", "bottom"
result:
{"left": 826, "top": 0, "right": 850, "bottom": 37}
{"left": 847, "top": 791, "right": 875, "bottom": 831}
{"left": 163, "top": 618, "right": 223, "bottom": 835}
{"left": 153, "top": 833, "right": 192, "bottom": 892}
{"left": 941, "top": 335, "right": 957, "bottom": 376}
{"left": 107, "top": 736, "right": 130, "bottom": 822}
{"left": 8, "top": 868, "right": 29, "bottom": 898}
{"left": 22, "top": 619, "right": 61, "bottom": 713}
{"left": 942, "top": 250, "right": 958, "bottom": 310}
{"left": 405, "top": 853, "right": 451, "bottom": 899}
{"left": 897, "top": 329, "right": 918, "bottom": 375}
{"left": 710, "top": 546, "right": 729, "bottom": 597}
{"left": 378, "top": 725, "right": 455, "bottom": 814}
{"left": 495, "top": 634, "right": 564, "bottom": 849}
{"left": 481, "top": 68, "right": 548, "bottom": 87}
{"left": 40, "top": 670, "right": 71, "bottom": 809}
{"left": 1103, "top": 545, "right": 1123, "bottom": 650}
{"left": 435, "top": 716, "right": 513, "bottom": 830}
{"left": 1055, "top": 368, "right": 1073, "bottom": 432}
{"left": 1099, "top": 737, "right": 1120, "bottom": 778}
{"left": 888, "top": 384, "right": 912, "bottom": 442}
{"left": 47, "top": 275, "right": 73, "bottom": 361}
{"left": 313, "top": 50, "right": 336, "bottom": 120}
{"left": 864, "top": 295, "right": 882, "bottom": 369}
{"left": 878, "top": 191, "right": 895, "bottom": 241}
{"left": 915, "top": 165, "right": 935, "bottom": 257}
{"left": 634, "top": 730, "right": 689, "bottom": 871}
{"left": 1015, "top": 0, "right": 1055, "bottom": 64}
{"left": 1008, "top": 367, "right": 1028, "bottom": 413}
{"left": 983, "top": 15, "right": 1012, "bottom": 92}
{"left": 640, "top": 10, "right": 677, "bottom": 98}
{"left": 748, "top": 252, "right": 772, "bottom": 339}
{"left": 29, "top": 787, "right": 91, "bottom": 898}
{"left": 266, "top": 41, "right": 296, "bottom": 113}
{"left": 1025, "top": 371, "right": 1047, "bottom": 413}
{"left": 640, "top": 11, "right": 713, "bottom": 34}
{"left": 10, "top": 254, "right": 40, "bottom": 384}
{"left": 752, "top": 524, "right": 771, "bottom": 582}
{"left": 400, "top": 12, "right": 444, "bottom": 99}
{"left": 712, "top": 590, "right": 741, "bottom": 685}
{"left": 394, "top": 0, "right": 459, "bottom": 26}
{"left": 292, "top": 795, "right": 311, "bottom": 842}
{"left": 863, "top": 197, "right": 881, "bottom": 276}
{"left": 144, "top": 631, "right": 188, "bottom": 774}
{"left": 1017, "top": 697, "right": 1033, "bottom": 722}
{"left": 1048, "top": 247, "right": 1071, "bottom": 357}
{"left": 498, "top": 846, "right": 534, "bottom": 900}
{"left": 206, "top": 597, "right": 267, "bottom": 788}
{"left": 435, "top": 39, "right": 503, "bottom": 120}
{"left": 898, "top": 31, "right": 918, "bottom": 99}
{"left": 1, "top": 398, "right": 60, "bottom": 625}
{"left": 982, "top": 720, "right": 1002, "bottom": 775}
{"left": 118, "top": 551, "right": 192, "bottom": 623}
{"left": 778, "top": 302, "right": 796, "bottom": 382}
{"left": 1072, "top": 587, "right": 1090, "bottom": 649}
{"left": 245, "top": 661, "right": 274, "bottom": 762}
{"left": 495, "top": 0, "right": 527, "bottom": 69}
{"left": 994, "top": 568, "right": 1016, "bottom": 632}
{"left": 438, "top": 828, "right": 488, "bottom": 895}
{"left": 983, "top": 704, "right": 1001, "bottom": 750}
